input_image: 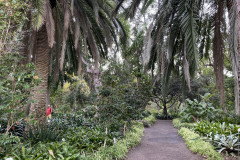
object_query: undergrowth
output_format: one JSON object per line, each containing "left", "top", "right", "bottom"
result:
{"left": 84, "top": 121, "right": 144, "bottom": 159}
{"left": 178, "top": 127, "right": 223, "bottom": 160}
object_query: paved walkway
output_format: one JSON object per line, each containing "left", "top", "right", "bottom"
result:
{"left": 126, "top": 120, "right": 203, "bottom": 160}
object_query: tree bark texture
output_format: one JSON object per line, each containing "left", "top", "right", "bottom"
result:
{"left": 236, "top": 0, "right": 240, "bottom": 115}
{"left": 230, "top": 0, "right": 240, "bottom": 115}
{"left": 227, "top": 0, "right": 240, "bottom": 115}
{"left": 20, "top": 11, "right": 31, "bottom": 65}
{"left": 163, "top": 100, "right": 168, "bottom": 116}
{"left": 29, "top": 24, "right": 49, "bottom": 126}
{"left": 213, "top": 0, "right": 225, "bottom": 111}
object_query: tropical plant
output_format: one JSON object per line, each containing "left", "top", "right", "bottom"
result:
{"left": 212, "top": 133, "right": 240, "bottom": 153}
{"left": 180, "top": 94, "right": 220, "bottom": 122}
{"left": 22, "top": 0, "right": 127, "bottom": 126}
{"left": 0, "top": 53, "right": 39, "bottom": 134}
{"left": 194, "top": 121, "right": 240, "bottom": 137}
{"left": 0, "top": 134, "right": 21, "bottom": 158}
{"left": 23, "top": 125, "right": 62, "bottom": 144}
{"left": 116, "top": 0, "right": 237, "bottom": 114}
{"left": 0, "top": 0, "right": 29, "bottom": 54}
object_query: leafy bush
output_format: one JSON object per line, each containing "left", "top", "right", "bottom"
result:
{"left": 212, "top": 133, "right": 240, "bottom": 153}
{"left": 24, "top": 126, "right": 61, "bottom": 144}
{"left": 64, "top": 126, "right": 111, "bottom": 152}
{"left": 215, "top": 113, "right": 240, "bottom": 125}
{"left": 51, "top": 75, "right": 91, "bottom": 112}
{"left": 172, "top": 118, "right": 195, "bottom": 129}
{"left": 194, "top": 121, "right": 239, "bottom": 137}
{"left": 141, "top": 110, "right": 151, "bottom": 118}
{"left": 194, "top": 121, "right": 240, "bottom": 154}
{"left": 4, "top": 121, "right": 144, "bottom": 159}
{"left": 178, "top": 127, "right": 223, "bottom": 160}
{"left": 65, "top": 75, "right": 90, "bottom": 109}
{"left": 180, "top": 93, "right": 221, "bottom": 122}
{"left": 0, "top": 134, "right": 21, "bottom": 158}
{"left": 0, "top": 53, "right": 39, "bottom": 134}
{"left": 142, "top": 115, "right": 156, "bottom": 127}
{"left": 156, "top": 114, "right": 179, "bottom": 120}
{"left": 97, "top": 75, "right": 151, "bottom": 129}
{"left": 11, "top": 141, "right": 81, "bottom": 159}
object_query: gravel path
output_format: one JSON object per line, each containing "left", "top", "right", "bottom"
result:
{"left": 126, "top": 120, "right": 203, "bottom": 160}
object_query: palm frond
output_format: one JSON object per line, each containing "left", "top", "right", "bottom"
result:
{"left": 178, "top": 0, "right": 199, "bottom": 77}
{"left": 32, "top": 0, "right": 46, "bottom": 30}
{"left": 112, "top": 0, "right": 125, "bottom": 17}
{"left": 45, "top": 0, "right": 55, "bottom": 48}
{"left": 60, "top": 0, "right": 70, "bottom": 71}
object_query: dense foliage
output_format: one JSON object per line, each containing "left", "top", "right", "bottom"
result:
{"left": 1, "top": 0, "right": 240, "bottom": 159}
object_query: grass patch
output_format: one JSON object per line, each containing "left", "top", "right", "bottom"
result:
{"left": 179, "top": 127, "right": 223, "bottom": 160}
{"left": 142, "top": 115, "right": 156, "bottom": 127}
{"left": 173, "top": 118, "right": 195, "bottom": 129}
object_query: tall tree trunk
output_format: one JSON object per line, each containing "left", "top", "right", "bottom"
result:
{"left": 213, "top": 0, "right": 225, "bottom": 111}
{"left": 54, "top": 8, "right": 60, "bottom": 83}
{"left": 236, "top": 0, "right": 240, "bottom": 115}
{"left": 228, "top": 0, "right": 240, "bottom": 115}
{"left": 29, "top": 24, "right": 49, "bottom": 126}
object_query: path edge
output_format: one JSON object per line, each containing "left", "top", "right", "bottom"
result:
{"left": 173, "top": 118, "right": 224, "bottom": 160}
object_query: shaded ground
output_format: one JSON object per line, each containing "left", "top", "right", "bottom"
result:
{"left": 126, "top": 120, "right": 203, "bottom": 160}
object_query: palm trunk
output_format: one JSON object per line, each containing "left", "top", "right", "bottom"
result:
{"left": 29, "top": 24, "right": 49, "bottom": 126}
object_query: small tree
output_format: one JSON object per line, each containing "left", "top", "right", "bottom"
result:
{"left": 152, "top": 79, "right": 182, "bottom": 116}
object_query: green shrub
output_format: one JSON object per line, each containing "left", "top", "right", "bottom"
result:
{"left": 6, "top": 122, "right": 144, "bottom": 160}
{"left": 0, "top": 134, "right": 21, "bottom": 158}
{"left": 180, "top": 93, "right": 221, "bottom": 122}
{"left": 172, "top": 118, "right": 195, "bottom": 129}
{"left": 212, "top": 133, "right": 240, "bottom": 153}
{"left": 194, "top": 121, "right": 239, "bottom": 137}
{"left": 142, "top": 115, "right": 156, "bottom": 127}
{"left": 24, "top": 126, "right": 61, "bottom": 144}
{"left": 179, "top": 127, "right": 223, "bottom": 160}
{"left": 156, "top": 114, "right": 179, "bottom": 120}
{"left": 194, "top": 121, "right": 240, "bottom": 154}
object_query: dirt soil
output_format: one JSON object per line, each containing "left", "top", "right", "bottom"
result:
{"left": 126, "top": 120, "right": 203, "bottom": 160}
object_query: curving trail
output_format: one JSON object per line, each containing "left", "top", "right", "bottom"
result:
{"left": 126, "top": 120, "right": 203, "bottom": 160}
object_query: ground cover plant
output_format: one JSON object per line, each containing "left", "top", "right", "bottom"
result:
{"left": 179, "top": 127, "right": 223, "bottom": 160}
{"left": 0, "top": 57, "right": 152, "bottom": 159}
{"left": 174, "top": 93, "right": 240, "bottom": 159}
{"left": 0, "top": 111, "right": 149, "bottom": 159}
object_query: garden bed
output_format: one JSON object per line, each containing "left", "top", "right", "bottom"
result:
{"left": 173, "top": 119, "right": 223, "bottom": 160}
{"left": 173, "top": 118, "right": 240, "bottom": 160}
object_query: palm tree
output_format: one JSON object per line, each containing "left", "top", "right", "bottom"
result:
{"left": 116, "top": 0, "right": 228, "bottom": 112}
{"left": 122, "top": 0, "right": 199, "bottom": 95}
{"left": 25, "top": 0, "right": 126, "bottom": 126}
